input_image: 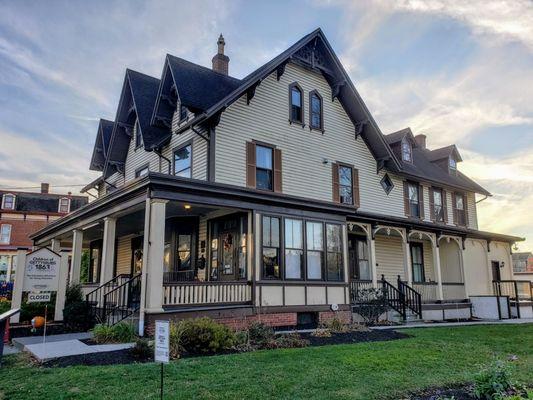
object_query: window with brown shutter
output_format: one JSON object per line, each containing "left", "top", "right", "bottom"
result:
{"left": 451, "top": 192, "right": 457, "bottom": 224}
{"left": 429, "top": 187, "right": 435, "bottom": 221}
{"left": 403, "top": 181, "right": 410, "bottom": 216}
{"left": 273, "top": 148, "right": 282, "bottom": 193}
{"left": 352, "top": 168, "right": 360, "bottom": 208}
{"left": 419, "top": 184, "right": 425, "bottom": 219}
{"left": 332, "top": 163, "right": 340, "bottom": 203}
{"left": 464, "top": 193, "right": 469, "bottom": 227}
{"left": 404, "top": 181, "right": 421, "bottom": 218}
{"left": 443, "top": 190, "right": 448, "bottom": 223}
{"left": 246, "top": 141, "right": 256, "bottom": 188}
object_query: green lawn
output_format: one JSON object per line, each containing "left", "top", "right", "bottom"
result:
{"left": 1, "top": 324, "right": 532, "bottom": 400}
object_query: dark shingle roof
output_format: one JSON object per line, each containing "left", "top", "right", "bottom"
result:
{"left": 426, "top": 145, "right": 463, "bottom": 162}
{"left": 167, "top": 55, "right": 241, "bottom": 111}
{"left": 89, "top": 119, "right": 114, "bottom": 171}
{"left": 384, "top": 128, "right": 414, "bottom": 145}
{"left": 0, "top": 190, "right": 88, "bottom": 213}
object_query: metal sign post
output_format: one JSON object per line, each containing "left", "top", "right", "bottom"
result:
{"left": 154, "top": 320, "right": 170, "bottom": 400}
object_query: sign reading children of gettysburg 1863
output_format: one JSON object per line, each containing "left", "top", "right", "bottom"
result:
{"left": 22, "top": 248, "right": 60, "bottom": 292}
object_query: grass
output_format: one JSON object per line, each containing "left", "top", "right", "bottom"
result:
{"left": 1, "top": 324, "right": 531, "bottom": 400}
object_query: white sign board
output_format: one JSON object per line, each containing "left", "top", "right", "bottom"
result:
{"left": 22, "top": 248, "right": 60, "bottom": 292}
{"left": 154, "top": 320, "right": 170, "bottom": 363}
{"left": 27, "top": 292, "right": 51, "bottom": 303}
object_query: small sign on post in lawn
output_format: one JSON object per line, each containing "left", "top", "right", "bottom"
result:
{"left": 27, "top": 292, "right": 51, "bottom": 303}
{"left": 155, "top": 320, "right": 170, "bottom": 399}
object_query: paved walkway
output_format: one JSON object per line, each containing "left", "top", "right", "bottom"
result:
{"left": 372, "top": 318, "right": 533, "bottom": 330}
{"left": 12, "top": 332, "right": 134, "bottom": 362}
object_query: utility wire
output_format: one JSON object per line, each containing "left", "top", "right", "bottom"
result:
{"left": 0, "top": 184, "right": 87, "bottom": 190}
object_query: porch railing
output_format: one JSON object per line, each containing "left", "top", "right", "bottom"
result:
{"left": 412, "top": 282, "right": 438, "bottom": 302}
{"left": 163, "top": 281, "right": 252, "bottom": 307}
{"left": 398, "top": 277, "right": 422, "bottom": 318}
{"left": 86, "top": 274, "right": 130, "bottom": 322}
{"left": 163, "top": 270, "right": 196, "bottom": 283}
{"left": 442, "top": 282, "right": 467, "bottom": 301}
{"left": 493, "top": 280, "right": 533, "bottom": 319}
{"left": 349, "top": 280, "right": 373, "bottom": 303}
{"left": 102, "top": 273, "right": 142, "bottom": 326}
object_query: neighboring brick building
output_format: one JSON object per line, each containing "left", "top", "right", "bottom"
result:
{"left": 0, "top": 183, "right": 88, "bottom": 281}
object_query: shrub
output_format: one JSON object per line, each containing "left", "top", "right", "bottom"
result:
{"left": 172, "top": 317, "right": 235, "bottom": 355}
{"left": 323, "top": 316, "right": 348, "bottom": 333}
{"left": 311, "top": 328, "right": 332, "bottom": 338}
{"left": 354, "top": 288, "right": 389, "bottom": 326}
{"left": 473, "top": 362, "right": 514, "bottom": 400}
{"left": 20, "top": 300, "right": 54, "bottom": 323}
{"left": 0, "top": 297, "right": 10, "bottom": 314}
{"left": 63, "top": 284, "right": 94, "bottom": 331}
{"left": 93, "top": 322, "right": 136, "bottom": 344}
{"left": 265, "top": 333, "right": 309, "bottom": 349}
{"left": 169, "top": 321, "right": 185, "bottom": 359}
{"left": 247, "top": 322, "right": 274, "bottom": 346}
{"left": 131, "top": 338, "right": 152, "bottom": 360}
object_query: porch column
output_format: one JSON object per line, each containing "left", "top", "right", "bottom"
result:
{"left": 10, "top": 249, "right": 26, "bottom": 323}
{"left": 369, "top": 236, "right": 378, "bottom": 288}
{"left": 459, "top": 241, "right": 469, "bottom": 297}
{"left": 69, "top": 229, "right": 83, "bottom": 284}
{"left": 433, "top": 242, "right": 444, "bottom": 301}
{"left": 403, "top": 237, "right": 413, "bottom": 285}
{"left": 139, "top": 198, "right": 167, "bottom": 335}
{"left": 100, "top": 217, "right": 117, "bottom": 283}
{"left": 50, "top": 238, "right": 60, "bottom": 253}
{"left": 54, "top": 250, "right": 70, "bottom": 321}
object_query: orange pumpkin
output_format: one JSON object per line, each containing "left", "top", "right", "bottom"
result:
{"left": 32, "top": 316, "right": 46, "bottom": 329}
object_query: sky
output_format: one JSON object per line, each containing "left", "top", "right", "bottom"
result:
{"left": 0, "top": 0, "right": 532, "bottom": 251}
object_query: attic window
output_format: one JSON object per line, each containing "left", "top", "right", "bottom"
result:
{"left": 58, "top": 198, "right": 70, "bottom": 213}
{"left": 179, "top": 104, "right": 187, "bottom": 121}
{"left": 1, "top": 194, "right": 15, "bottom": 210}
{"left": 449, "top": 156, "right": 457, "bottom": 170}
{"left": 289, "top": 83, "right": 303, "bottom": 125}
{"left": 380, "top": 174, "right": 394, "bottom": 195}
{"left": 135, "top": 119, "right": 143, "bottom": 149}
{"left": 401, "top": 138, "right": 412, "bottom": 162}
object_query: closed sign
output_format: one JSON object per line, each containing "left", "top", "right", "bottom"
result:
{"left": 28, "top": 292, "right": 51, "bottom": 303}
{"left": 23, "top": 248, "right": 60, "bottom": 292}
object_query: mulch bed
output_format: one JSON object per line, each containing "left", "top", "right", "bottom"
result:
{"left": 40, "top": 328, "right": 409, "bottom": 368}
{"left": 302, "top": 329, "right": 409, "bottom": 346}
{"left": 406, "top": 385, "right": 475, "bottom": 399}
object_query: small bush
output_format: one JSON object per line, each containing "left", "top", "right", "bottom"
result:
{"left": 171, "top": 318, "right": 235, "bottom": 355}
{"left": 311, "top": 328, "right": 332, "bottom": 338}
{"left": 354, "top": 288, "right": 388, "bottom": 326}
{"left": 169, "top": 321, "right": 185, "bottom": 359}
{"left": 473, "top": 362, "right": 514, "bottom": 400}
{"left": 63, "top": 284, "right": 94, "bottom": 332}
{"left": 131, "top": 338, "right": 152, "bottom": 360}
{"left": 265, "top": 333, "right": 309, "bottom": 349}
{"left": 65, "top": 284, "right": 84, "bottom": 304}
{"left": 20, "top": 301, "right": 54, "bottom": 323}
{"left": 247, "top": 322, "right": 274, "bottom": 346}
{"left": 323, "top": 316, "right": 348, "bottom": 333}
{"left": 0, "top": 297, "right": 11, "bottom": 314}
{"left": 93, "top": 322, "right": 136, "bottom": 344}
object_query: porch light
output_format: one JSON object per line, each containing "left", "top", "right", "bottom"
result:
{"left": 184, "top": 204, "right": 192, "bottom": 210}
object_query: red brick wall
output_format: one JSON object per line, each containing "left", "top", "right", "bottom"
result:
{"left": 318, "top": 310, "right": 352, "bottom": 324}
{"left": 0, "top": 219, "right": 48, "bottom": 248}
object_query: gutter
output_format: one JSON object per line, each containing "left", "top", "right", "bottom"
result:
{"left": 476, "top": 195, "right": 489, "bottom": 204}
{"left": 153, "top": 148, "right": 172, "bottom": 174}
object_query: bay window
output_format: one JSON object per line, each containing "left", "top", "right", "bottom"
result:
{"left": 326, "top": 224, "right": 343, "bottom": 281}
{"left": 262, "top": 216, "right": 281, "bottom": 279}
{"left": 306, "top": 222, "right": 324, "bottom": 280}
{"left": 174, "top": 143, "right": 192, "bottom": 178}
{"left": 285, "top": 219, "right": 303, "bottom": 279}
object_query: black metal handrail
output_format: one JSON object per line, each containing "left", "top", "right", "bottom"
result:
{"left": 102, "top": 273, "right": 142, "bottom": 326}
{"left": 86, "top": 274, "right": 130, "bottom": 322}
{"left": 397, "top": 276, "right": 422, "bottom": 318}
{"left": 493, "top": 280, "right": 533, "bottom": 319}
{"left": 349, "top": 280, "right": 373, "bottom": 304}
{"left": 381, "top": 275, "right": 406, "bottom": 320}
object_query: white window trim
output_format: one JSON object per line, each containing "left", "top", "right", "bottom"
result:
{"left": 401, "top": 138, "right": 412, "bottom": 162}
{"left": 0, "top": 224, "right": 12, "bottom": 244}
{"left": 58, "top": 197, "right": 71, "bottom": 213}
{"left": 1, "top": 193, "right": 16, "bottom": 210}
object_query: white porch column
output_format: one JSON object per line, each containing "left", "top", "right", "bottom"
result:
{"left": 70, "top": 229, "right": 83, "bottom": 284}
{"left": 54, "top": 250, "right": 70, "bottom": 321}
{"left": 10, "top": 249, "right": 26, "bottom": 323}
{"left": 50, "top": 238, "right": 61, "bottom": 253}
{"left": 369, "top": 236, "right": 378, "bottom": 288}
{"left": 100, "top": 217, "right": 117, "bottom": 283}
{"left": 6, "top": 255, "right": 14, "bottom": 282}
{"left": 433, "top": 243, "right": 444, "bottom": 301}
{"left": 403, "top": 237, "right": 413, "bottom": 285}
{"left": 139, "top": 198, "right": 167, "bottom": 336}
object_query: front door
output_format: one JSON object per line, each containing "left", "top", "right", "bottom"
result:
{"left": 131, "top": 236, "right": 144, "bottom": 275}
{"left": 348, "top": 236, "right": 371, "bottom": 281}
{"left": 491, "top": 261, "right": 501, "bottom": 281}
{"left": 209, "top": 213, "right": 247, "bottom": 281}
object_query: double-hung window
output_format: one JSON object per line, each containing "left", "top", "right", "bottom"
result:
{"left": 339, "top": 165, "right": 353, "bottom": 205}
{"left": 306, "top": 222, "right": 324, "bottom": 280}
{"left": 179, "top": 104, "right": 188, "bottom": 121}
{"left": 401, "top": 138, "right": 412, "bottom": 162}
{"left": 289, "top": 83, "right": 303, "bottom": 124}
{"left": 326, "top": 224, "right": 343, "bottom": 281}
{"left": 410, "top": 243, "right": 425, "bottom": 282}
{"left": 433, "top": 188, "right": 444, "bottom": 222}
{"left": 408, "top": 183, "right": 420, "bottom": 218}
{"left": 2, "top": 194, "right": 15, "bottom": 210}
{"left": 262, "top": 216, "right": 281, "bottom": 279}
{"left": 58, "top": 198, "right": 70, "bottom": 213}
{"left": 135, "top": 166, "right": 149, "bottom": 178}
{"left": 285, "top": 219, "right": 303, "bottom": 279}
{"left": 0, "top": 224, "right": 11, "bottom": 245}
{"left": 310, "top": 91, "right": 323, "bottom": 130}
{"left": 455, "top": 193, "right": 466, "bottom": 226}
{"left": 256, "top": 145, "right": 273, "bottom": 191}
{"left": 174, "top": 144, "right": 192, "bottom": 178}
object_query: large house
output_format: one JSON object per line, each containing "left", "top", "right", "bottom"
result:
{"left": 1, "top": 184, "right": 87, "bottom": 281}
{"left": 30, "top": 29, "right": 525, "bottom": 333}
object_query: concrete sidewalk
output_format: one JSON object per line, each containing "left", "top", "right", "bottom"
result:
{"left": 12, "top": 332, "right": 134, "bottom": 362}
{"left": 372, "top": 318, "right": 533, "bottom": 330}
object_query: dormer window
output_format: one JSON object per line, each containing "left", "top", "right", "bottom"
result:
{"left": 449, "top": 156, "right": 457, "bottom": 170}
{"left": 58, "top": 198, "right": 71, "bottom": 213}
{"left": 134, "top": 119, "right": 143, "bottom": 149}
{"left": 401, "top": 138, "right": 412, "bottom": 162}
{"left": 1, "top": 194, "right": 15, "bottom": 210}
{"left": 179, "top": 104, "right": 188, "bottom": 121}
{"left": 309, "top": 90, "right": 323, "bottom": 131}
{"left": 289, "top": 83, "right": 303, "bottom": 124}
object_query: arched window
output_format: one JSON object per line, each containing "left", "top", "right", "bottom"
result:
{"left": 289, "top": 83, "right": 303, "bottom": 124}
{"left": 401, "top": 138, "right": 412, "bottom": 162}
{"left": 134, "top": 118, "right": 143, "bottom": 149}
{"left": 1, "top": 194, "right": 15, "bottom": 210}
{"left": 309, "top": 90, "right": 323, "bottom": 131}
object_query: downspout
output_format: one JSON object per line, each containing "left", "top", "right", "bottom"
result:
{"left": 153, "top": 147, "right": 172, "bottom": 174}
{"left": 475, "top": 195, "right": 489, "bottom": 204}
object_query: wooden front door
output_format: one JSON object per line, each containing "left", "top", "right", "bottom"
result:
{"left": 348, "top": 236, "right": 371, "bottom": 281}
{"left": 209, "top": 213, "right": 247, "bottom": 281}
{"left": 131, "top": 236, "right": 144, "bottom": 276}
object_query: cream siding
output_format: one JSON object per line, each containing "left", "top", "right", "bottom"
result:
{"left": 214, "top": 63, "right": 405, "bottom": 218}
{"left": 375, "top": 235, "right": 405, "bottom": 282}
{"left": 466, "top": 192, "right": 478, "bottom": 230}
{"left": 463, "top": 239, "right": 492, "bottom": 295}
{"left": 115, "top": 236, "right": 132, "bottom": 275}
{"left": 124, "top": 124, "right": 161, "bottom": 182}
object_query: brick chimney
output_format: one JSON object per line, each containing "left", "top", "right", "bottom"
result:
{"left": 41, "top": 183, "right": 49, "bottom": 194}
{"left": 212, "top": 34, "right": 229, "bottom": 75}
{"left": 414, "top": 134, "right": 427, "bottom": 149}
